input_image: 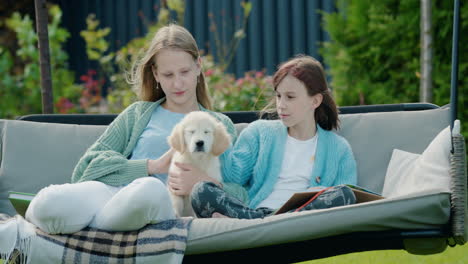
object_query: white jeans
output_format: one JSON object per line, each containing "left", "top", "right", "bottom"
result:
{"left": 26, "top": 177, "right": 176, "bottom": 234}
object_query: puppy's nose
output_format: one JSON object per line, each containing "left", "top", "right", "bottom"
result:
{"left": 196, "top": 140, "right": 204, "bottom": 147}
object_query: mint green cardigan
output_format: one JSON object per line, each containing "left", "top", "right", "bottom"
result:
{"left": 71, "top": 98, "right": 237, "bottom": 187}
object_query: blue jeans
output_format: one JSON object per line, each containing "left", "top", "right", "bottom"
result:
{"left": 191, "top": 182, "right": 356, "bottom": 219}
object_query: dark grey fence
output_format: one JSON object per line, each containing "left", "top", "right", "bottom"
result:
{"left": 59, "top": 0, "right": 334, "bottom": 78}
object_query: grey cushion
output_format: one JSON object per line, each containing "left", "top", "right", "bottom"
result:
{"left": 0, "top": 120, "right": 106, "bottom": 216}
{"left": 234, "top": 123, "right": 248, "bottom": 136}
{"left": 337, "top": 107, "right": 450, "bottom": 193}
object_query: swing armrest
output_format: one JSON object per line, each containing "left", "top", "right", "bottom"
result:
{"left": 450, "top": 132, "right": 467, "bottom": 245}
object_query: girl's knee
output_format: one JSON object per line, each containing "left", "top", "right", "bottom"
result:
{"left": 26, "top": 182, "right": 110, "bottom": 234}
{"left": 191, "top": 181, "right": 217, "bottom": 197}
{"left": 120, "top": 178, "right": 175, "bottom": 223}
{"left": 27, "top": 184, "right": 74, "bottom": 219}
{"left": 130, "top": 177, "right": 169, "bottom": 202}
{"left": 132, "top": 177, "right": 165, "bottom": 189}
{"left": 191, "top": 181, "right": 221, "bottom": 218}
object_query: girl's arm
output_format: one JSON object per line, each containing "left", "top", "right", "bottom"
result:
{"left": 333, "top": 145, "right": 358, "bottom": 186}
{"left": 220, "top": 123, "right": 259, "bottom": 185}
{"left": 71, "top": 103, "right": 150, "bottom": 186}
{"left": 168, "top": 162, "right": 222, "bottom": 196}
{"left": 147, "top": 148, "right": 175, "bottom": 175}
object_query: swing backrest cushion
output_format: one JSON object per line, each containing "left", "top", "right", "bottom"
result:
{"left": 337, "top": 107, "right": 450, "bottom": 194}
{"left": 0, "top": 107, "right": 451, "bottom": 216}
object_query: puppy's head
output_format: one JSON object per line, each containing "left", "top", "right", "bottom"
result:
{"left": 168, "top": 111, "right": 230, "bottom": 156}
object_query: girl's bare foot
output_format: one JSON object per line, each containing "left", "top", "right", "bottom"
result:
{"left": 212, "top": 212, "right": 230, "bottom": 218}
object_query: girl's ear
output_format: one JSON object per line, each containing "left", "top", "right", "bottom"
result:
{"left": 312, "top": 93, "right": 323, "bottom": 109}
{"left": 195, "top": 57, "right": 202, "bottom": 76}
{"left": 151, "top": 64, "right": 159, "bottom": 82}
{"left": 212, "top": 123, "right": 231, "bottom": 156}
{"left": 168, "top": 123, "right": 186, "bottom": 153}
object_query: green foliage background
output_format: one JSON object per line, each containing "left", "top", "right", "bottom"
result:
{"left": 3, "top": 1, "right": 465, "bottom": 125}
{"left": 322, "top": 0, "right": 467, "bottom": 137}
{"left": 0, "top": 5, "right": 82, "bottom": 118}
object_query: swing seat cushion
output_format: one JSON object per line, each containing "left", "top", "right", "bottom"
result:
{"left": 186, "top": 190, "right": 450, "bottom": 254}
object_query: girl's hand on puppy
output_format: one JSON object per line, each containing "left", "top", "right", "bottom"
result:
{"left": 147, "top": 148, "right": 175, "bottom": 175}
{"left": 168, "top": 162, "right": 221, "bottom": 196}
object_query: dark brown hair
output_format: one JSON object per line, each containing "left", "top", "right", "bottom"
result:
{"left": 264, "top": 55, "right": 339, "bottom": 130}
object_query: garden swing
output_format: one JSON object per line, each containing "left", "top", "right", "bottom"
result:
{"left": 0, "top": 0, "right": 465, "bottom": 263}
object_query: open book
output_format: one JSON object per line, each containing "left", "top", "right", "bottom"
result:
{"left": 274, "top": 184, "right": 384, "bottom": 215}
{"left": 8, "top": 191, "right": 35, "bottom": 217}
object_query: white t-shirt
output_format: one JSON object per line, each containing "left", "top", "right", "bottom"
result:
{"left": 257, "top": 133, "right": 318, "bottom": 209}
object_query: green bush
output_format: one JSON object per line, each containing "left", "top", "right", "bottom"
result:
{"left": 322, "top": 0, "right": 468, "bottom": 138}
{"left": 0, "top": 5, "right": 83, "bottom": 118}
{"left": 204, "top": 55, "right": 273, "bottom": 111}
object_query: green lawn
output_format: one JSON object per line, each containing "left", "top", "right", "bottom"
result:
{"left": 299, "top": 243, "right": 467, "bottom": 264}
{"left": 1, "top": 244, "right": 466, "bottom": 263}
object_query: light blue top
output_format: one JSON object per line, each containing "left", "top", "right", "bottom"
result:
{"left": 130, "top": 105, "right": 185, "bottom": 183}
{"left": 221, "top": 120, "right": 357, "bottom": 208}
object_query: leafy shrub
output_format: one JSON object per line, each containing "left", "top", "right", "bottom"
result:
{"left": 204, "top": 55, "right": 273, "bottom": 111}
{"left": 322, "top": 0, "right": 468, "bottom": 140}
{"left": 322, "top": 0, "right": 421, "bottom": 105}
{"left": 0, "top": 5, "right": 83, "bottom": 118}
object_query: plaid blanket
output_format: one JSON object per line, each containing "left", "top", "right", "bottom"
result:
{"left": 1, "top": 214, "right": 192, "bottom": 264}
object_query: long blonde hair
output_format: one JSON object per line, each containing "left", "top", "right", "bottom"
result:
{"left": 129, "top": 24, "right": 212, "bottom": 109}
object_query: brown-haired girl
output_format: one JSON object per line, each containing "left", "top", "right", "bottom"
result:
{"left": 190, "top": 55, "right": 357, "bottom": 219}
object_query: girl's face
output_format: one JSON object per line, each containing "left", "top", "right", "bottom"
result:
{"left": 276, "top": 74, "right": 322, "bottom": 131}
{"left": 153, "top": 49, "right": 201, "bottom": 113}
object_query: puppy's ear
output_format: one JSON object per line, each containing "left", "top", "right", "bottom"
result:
{"left": 169, "top": 123, "right": 186, "bottom": 153}
{"left": 212, "top": 123, "right": 231, "bottom": 156}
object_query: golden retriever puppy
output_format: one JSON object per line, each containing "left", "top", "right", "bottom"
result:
{"left": 168, "top": 111, "right": 231, "bottom": 217}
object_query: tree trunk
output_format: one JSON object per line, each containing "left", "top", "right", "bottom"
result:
{"left": 420, "top": 0, "right": 433, "bottom": 103}
{"left": 34, "top": 0, "right": 54, "bottom": 113}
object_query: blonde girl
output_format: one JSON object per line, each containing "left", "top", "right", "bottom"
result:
{"left": 26, "top": 24, "right": 236, "bottom": 234}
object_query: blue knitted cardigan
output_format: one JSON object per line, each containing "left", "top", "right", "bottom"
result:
{"left": 221, "top": 119, "right": 357, "bottom": 208}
